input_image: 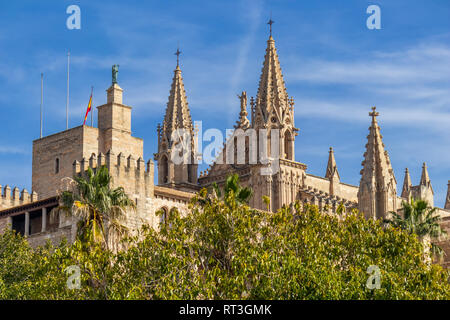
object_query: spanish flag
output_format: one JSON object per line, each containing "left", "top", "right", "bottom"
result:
{"left": 83, "top": 88, "right": 93, "bottom": 125}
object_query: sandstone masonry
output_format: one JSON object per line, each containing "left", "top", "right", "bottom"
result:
{"left": 0, "top": 28, "right": 449, "bottom": 267}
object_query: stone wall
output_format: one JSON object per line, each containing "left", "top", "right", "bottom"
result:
{"left": 0, "top": 216, "right": 10, "bottom": 233}
{"left": 434, "top": 212, "right": 450, "bottom": 268}
{"left": 0, "top": 186, "right": 37, "bottom": 211}
{"left": 26, "top": 225, "right": 73, "bottom": 248}
{"left": 32, "top": 126, "right": 90, "bottom": 199}
{"left": 305, "top": 174, "right": 330, "bottom": 194}
{"left": 304, "top": 174, "right": 358, "bottom": 203}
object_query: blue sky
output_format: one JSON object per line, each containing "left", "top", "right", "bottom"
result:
{"left": 0, "top": 0, "right": 449, "bottom": 207}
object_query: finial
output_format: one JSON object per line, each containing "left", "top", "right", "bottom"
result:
{"left": 329, "top": 147, "right": 333, "bottom": 152}
{"left": 112, "top": 65, "right": 119, "bottom": 84}
{"left": 175, "top": 45, "right": 182, "bottom": 67}
{"left": 369, "top": 106, "right": 379, "bottom": 121}
{"left": 267, "top": 14, "right": 274, "bottom": 37}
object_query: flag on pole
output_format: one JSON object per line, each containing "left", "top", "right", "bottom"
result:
{"left": 83, "top": 88, "right": 93, "bottom": 125}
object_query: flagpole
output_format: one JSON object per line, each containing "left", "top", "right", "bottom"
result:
{"left": 91, "top": 86, "right": 94, "bottom": 127}
{"left": 40, "top": 73, "right": 43, "bottom": 138}
{"left": 66, "top": 50, "right": 70, "bottom": 130}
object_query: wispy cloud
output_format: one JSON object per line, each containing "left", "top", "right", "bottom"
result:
{"left": 285, "top": 40, "right": 450, "bottom": 206}
{"left": 0, "top": 146, "right": 29, "bottom": 155}
{"left": 288, "top": 41, "right": 450, "bottom": 128}
{"left": 229, "top": 0, "right": 263, "bottom": 94}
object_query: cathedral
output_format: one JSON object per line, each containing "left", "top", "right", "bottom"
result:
{"left": 0, "top": 25, "right": 449, "bottom": 266}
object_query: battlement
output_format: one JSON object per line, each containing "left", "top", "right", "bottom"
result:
{"left": 72, "top": 150, "right": 154, "bottom": 199}
{"left": 0, "top": 185, "right": 37, "bottom": 210}
{"left": 73, "top": 150, "right": 153, "bottom": 175}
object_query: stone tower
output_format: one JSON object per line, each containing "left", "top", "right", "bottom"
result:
{"left": 401, "top": 163, "right": 435, "bottom": 206}
{"left": 252, "top": 33, "right": 298, "bottom": 161}
{"left": 97, "top": 79, "right": 143, "bottom": 157}
{"left": 417, "top": 162, "right": 434, "bottom": 206}
{"left": 154, "top": 52, "right": 198, "bottom": 192}
{"left": 32, "top": 67, "right": 143, "bottom": 199}
{"left": 198, "top": 23, "right": 304, "bottom": 212}
{"left": 358, "top": 107, "right": 397, "bottom": 220}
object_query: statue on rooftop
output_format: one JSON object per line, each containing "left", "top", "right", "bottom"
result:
{"left": 112, "top": 64, "right": 119, "bottom": 84}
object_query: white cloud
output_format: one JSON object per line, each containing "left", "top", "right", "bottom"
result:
{"left": 288, "top": 43, "right": 450, "bottom": 86}
{"left": 0, "top": 146, "right": 29, "bottom": 155}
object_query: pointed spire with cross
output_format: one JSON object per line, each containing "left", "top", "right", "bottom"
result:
{"left": 359, "top": 105, "right": 397, "bottom": 220}
{"left": 369, "top": 106, "right": 379, "bottom": 123}
{"left": 175, "top": 46, "right": 182, "bottom": 67}
{"left": 267, "top": 15, "right": 274, "bottom": 37}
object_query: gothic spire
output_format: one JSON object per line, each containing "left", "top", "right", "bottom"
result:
{"left": 420, "top": 162, "right": 432, "bottom": 188}
{"left": 254, "top": 29, "right": 290, "bottom": 125}
{"left": 401, "top": 168, "right": 412, "bottom": 199}
{"left": 325, "top": 147, "right": 340, "bottom": 180}
{"left": 155, "top": 52, "right": 198, "bottom": 190}
{"left": 358, "top": 107, "right": 397, "bottom": 219}
{"left": 360, "top": 107, "right": 396, "bottom": 185}
{"left": 162, "top": 55, "right": 193, "bottom": 141}
{"left": 445, "top": 181, "right": 450, "bottom": 210}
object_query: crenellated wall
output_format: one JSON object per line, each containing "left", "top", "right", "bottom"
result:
{"left": 72, "top": 150, "right": 155, "bottom": 229}
{"left": 73, "top": 151, "right": 153, "bottom": 196}
{"left": 0, "top": 185, "right": 37, "bottom": 210}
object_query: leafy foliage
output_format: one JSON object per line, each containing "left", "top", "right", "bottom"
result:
{"left": 0, "top": 175, "right": 449, "bottom": 299}
{"left": 60, "top": 165, "right": 136, "bottom": 248}
{"left": 212, "top": 173, "right": 253, "bottom": 206}
{"left": 385, "top": 199, "right": 447, "bottom": 256}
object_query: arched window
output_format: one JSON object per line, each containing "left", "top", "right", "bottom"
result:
{"left": 160, "top": 155, "right": 169, "bottom": 184}
{"left": 55, "top": 158, "right": 60, "bottom": 174}
{"left": 159, "top": 207, "right": 168, "bottom": 225}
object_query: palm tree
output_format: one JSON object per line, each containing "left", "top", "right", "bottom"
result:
{"left": 59, "top": 165, "right": 136, "bottom": 249}
{"left": 212, "top": 174, "right": 253, "bottom": 207}
{"left": 385, "top": 199, "right": 446, "bottom": 256}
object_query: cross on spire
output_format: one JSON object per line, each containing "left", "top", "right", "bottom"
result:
{"left": 267, "top": 16, "right": 274, "bottom": 37}
{"left": 175, "top": 46, "right": 182, "bottom": 67}
{"left": 369, "top": 106, "right": 379, "bottom": 121}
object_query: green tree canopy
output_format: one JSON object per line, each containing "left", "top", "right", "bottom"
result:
{"left": 0, "top": 175, "right": 449, "bottom": 299}
{"left": 385, "top": 199, "right": 447, "bottom": 256}
{"left": 60, "top": 165, "right": 136, "bottom": 248}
